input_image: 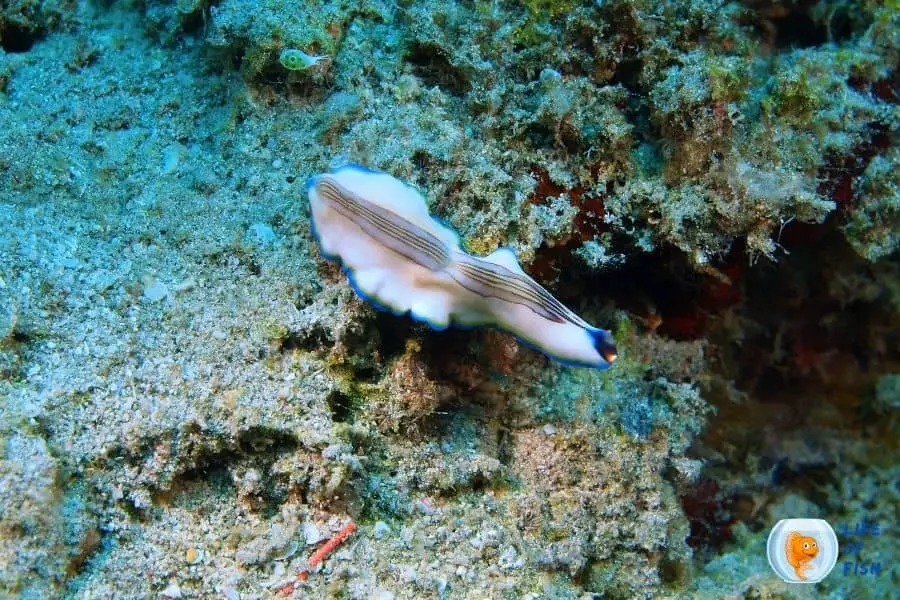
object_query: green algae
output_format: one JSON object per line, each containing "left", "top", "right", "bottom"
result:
{"left": 1, "top": 0, "right": 898, "bottom": 598}
{"left": 844, "top": 148, "right": 900, "bottom": 261}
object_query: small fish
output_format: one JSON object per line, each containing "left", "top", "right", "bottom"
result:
{"left": 307, "top": 165, "right": 617, "bottom": 369}
{"left": 279, "top": 48, "right": 329, "bottom": 71}
{"left": 785, "top": 531, "right": 819, "bottom": 580}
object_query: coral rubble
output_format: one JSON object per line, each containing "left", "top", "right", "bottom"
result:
{"left": 0, "top": 0, "right": 897, "bottom": 598}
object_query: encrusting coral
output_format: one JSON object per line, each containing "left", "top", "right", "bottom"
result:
{"left": 0, "top": 0, "right": 898, "bottom": 598}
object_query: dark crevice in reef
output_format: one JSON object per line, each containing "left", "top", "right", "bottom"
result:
{"left": 679, "top": 478, "right": 737, "bottom": 558}
{"left": 164, "top": 428, "right": 300, "bottom": 515}
{"left": 100, "top": 425, "right": 302, "bottom": 517}
{"left": 326, "top": 389, "right": 355, "bottom": 423}
{"left": 681, "top": 460, "right": 845, "bottom": 558}
{"left": 741, "top": 0, "right": 862, "bottom": 49}
{"left": 278, "top": 73, "right": 332, "bottom": 105}
{"left": 678, "top": 226, "right": 899, "bottom": 555}
{"left": 405, "top": 41, "right": 470, "bottom": 96}
{"left": 768, "top": 6, "right": 829, "bottom": 48}
{"left": 521, "top": 167, "right": 734, "bottom": 343}
{"left": 724, "top": 233, "right": 899, "bottom": 396}
{"left": 159, "top": 451, "right": 237, "bottom": 506}
{"left": 338, "top": 311, "right": 417, "bottom": 381}
{"left": 277, "top": 325, "right": 330, "bottom": 353}
{"left": 611, "top": 69, "right": 654, "bottom": 145}
{"left": 411, "top": 149, "right": 439, "bottom": 171}
{"left": 607, "top": 55, "right": 643, "bottom": 95}
{"left": 372, "top": 311, "right": 415, "bottom": 361}
{"left": 237, "top": 426, "right": 298, "bottom": 456}
{"left": 770, "top": 463, "right": 838, "bottom": 500}
{"left": 534, "top": 235, "right": 732, "bottom": 343}
{"left": 177, "top": 0, "right": 215, "bottom": 38}
{"left": 515, "top": 168, "right": 899, "bottom": 558}
{"left": 681, "top": 451, "right": 849, "bottom": 557}
{"left": 0, "top": 23, "right": 42, "bottom": 53}
{"left": 10, "top": 328, "right": 30, "bottom": 343}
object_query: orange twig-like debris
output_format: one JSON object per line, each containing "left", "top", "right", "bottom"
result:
{"left": 308, "top": 522, "right": 357, "bottom": 567}
{"left": 290, "top": 521, "right": 357, "bottom": 586}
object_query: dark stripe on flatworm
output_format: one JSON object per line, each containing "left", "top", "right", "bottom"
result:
{"left": 451, "top": 255, "right": 579, "bottom": 325}
{"left": 316, "top": 178, "right": 450, "bottom": 271}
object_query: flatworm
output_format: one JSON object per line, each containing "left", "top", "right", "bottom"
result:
{"left": 307, "top": 165, "right": 617, "bottom": 369}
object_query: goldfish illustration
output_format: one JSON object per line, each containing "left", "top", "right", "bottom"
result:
{"left": 785, "top": 531, "right": 819, "bottom": 580}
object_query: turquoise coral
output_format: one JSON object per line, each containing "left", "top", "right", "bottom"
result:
{"left": 1, "top": 0, "right": 899, "bottom": 598}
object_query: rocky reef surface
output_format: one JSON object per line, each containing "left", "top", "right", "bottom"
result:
{"left": 0, "top": 0, "right": 897, "bottom": 598}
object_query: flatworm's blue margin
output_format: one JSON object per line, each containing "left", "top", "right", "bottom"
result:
{"left": 306, "top": 168, "right": 614, "bottom": 371}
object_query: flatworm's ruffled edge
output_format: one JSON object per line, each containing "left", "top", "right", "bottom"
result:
{"left": 307, "top": 169, "right": 451, "bottom": 333}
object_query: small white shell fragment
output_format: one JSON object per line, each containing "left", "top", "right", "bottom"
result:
{"left": 142, "top": 280, "right": 169, "bottom": 302}
{"left": 161, "top": 144, "right": 182, "bottom": 175}
{"left": 373, "top": 520, "right": 391, "bottom": 539}
{"left": 414, "top": 497, "right": 436, "bottom": 515}
{"left": 159, "top": 582, "right": 182, "bottom": 599}
{"left": 223, "top": 588, "right": 240, "bottom": 600}
{"left": 173, "top": 278, "right": 196, "bottom": 294}
{"left": 248, "top": 223, "right": 277, "bottom": 246}
{"left": 303, "top": 521, "right": 324, "bottom": 545}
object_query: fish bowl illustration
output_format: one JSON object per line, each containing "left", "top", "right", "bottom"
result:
{"left": 767, "top": 519, "right": 839, "bottom": 583}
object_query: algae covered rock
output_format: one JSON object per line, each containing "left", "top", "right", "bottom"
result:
{"left": 0, "top": 0, "right": 76, "bottom": 52}
{"left": 1, "top": 0, "right": 898, "bottom": 598}
{"left": 0, "top": 431, "right": 97, "bottom": 597}
{"left": 204, "top": 0, "right": 388, "bottom": 81}
{"left": 845, "top": 147, "right": 900, "bottom": 262}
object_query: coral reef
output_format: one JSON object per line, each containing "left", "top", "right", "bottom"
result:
{"left": 0, "top": 0, "right": 897, "bottom": 598}
{"left": 0, "top": 0, "right": 75, "bottom": 53}
{"left": 845, "top": 146, "right": 900, "bottom": 261}
{"left": 0, "top": 429, "right": 98, "bottom": 598}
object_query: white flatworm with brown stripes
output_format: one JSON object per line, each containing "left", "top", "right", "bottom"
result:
{"left": 307, "top": 164, "right": 617, "bottom": 369}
